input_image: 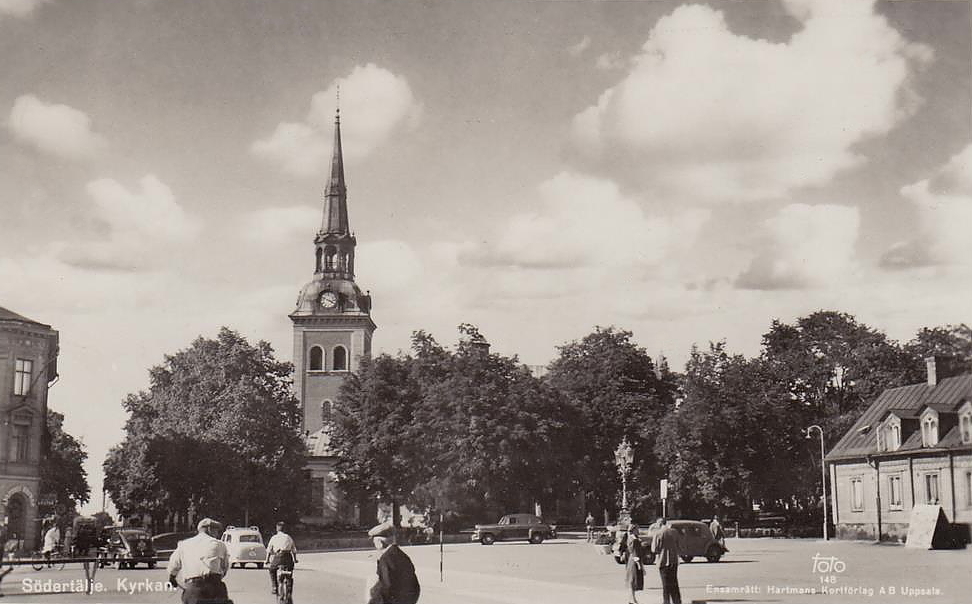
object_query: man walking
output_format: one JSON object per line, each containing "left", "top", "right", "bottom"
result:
{"left": 266, "top": 521, "right": 298, "bottom": 596}
{"left": 367, "top": 521, "right": 420, "bottom": 604}
{"left": 651, "top": 518, "right": 682, "bottom": 604}
{"left": 710, "top": 514, "right": 728, "bottom": 552}
{"left": 167, "top": 518, "right": 231, "bottom": 604}
{"left": 585, "top": 512, "right": 595, "bottom": 543}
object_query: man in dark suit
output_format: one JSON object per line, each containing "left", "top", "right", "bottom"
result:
{"left": 651, "top": 518, "right": 682, "bottom": 604}
{"left": 367, "top": 521, "right": 420, "bottom": 604}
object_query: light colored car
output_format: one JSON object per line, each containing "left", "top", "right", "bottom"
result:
{"left": 221, "top": 525, "right": 267, "bottom": 569}
{"left": 613, "top": 520, "right": 726, "bottom": 565}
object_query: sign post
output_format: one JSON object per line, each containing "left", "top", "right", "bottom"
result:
{"left": 660, "top": 479, "right": 668, "bottom": 518}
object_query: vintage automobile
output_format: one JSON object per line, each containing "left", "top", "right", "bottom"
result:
{"left": 150, "top": 531, "right": 196, "bottom": 561}
{"left": 221, "top": 525, "right": 267, "bottom": 569}
{"left": 471, "top": 514, "right": 556, "bottom": 545}
{"left": 613, "top": 520, "right": 726, "bottom": 565}
{"left": 103, "top": 527, "right": 157, "bottom": 569}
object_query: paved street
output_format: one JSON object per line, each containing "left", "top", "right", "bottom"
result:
{"left": 1, "top": 537, "right": 969, "bottom": 604}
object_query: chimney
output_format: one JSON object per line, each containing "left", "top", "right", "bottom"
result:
{"left": 925, "top": 356, "right": 937, "bottom": 387}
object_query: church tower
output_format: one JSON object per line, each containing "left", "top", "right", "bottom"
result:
{"left": 291, "top": 106, "right": 376, "bottom": 524}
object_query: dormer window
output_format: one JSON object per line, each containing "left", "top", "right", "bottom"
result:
{"left": 959, "top": 401, "right": 972, "bottom": 445}
{"left": 879, "top": 416, "right": 902, "bottom": 452}
{"left": 920, "top": 408, "right": 939, "bottom": 447}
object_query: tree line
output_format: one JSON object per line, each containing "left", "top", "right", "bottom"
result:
{"left": 102, "top": 314, "right": 971, "bottom": 531}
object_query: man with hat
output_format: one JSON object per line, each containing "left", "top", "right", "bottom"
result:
{"left": 265, "top": 521, "right": 298, "bottom": 596}
{"left": 367, "top": 521, "right": 420, "bottom": 604}
{"left": 167, "top": 518, "right": 231, "bottom": 604}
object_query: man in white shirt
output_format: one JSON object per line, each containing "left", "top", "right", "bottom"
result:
{"left": 265, "top": 522, "right": 298, "bottom": 595}
{"left": 41, "top": 522, "right": 60, "bottom": 566}
{"left": 167, "top": 518, "right": 230, "bottom": 604}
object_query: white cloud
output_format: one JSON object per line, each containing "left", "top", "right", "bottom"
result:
{"left": 241, "top": 206, "right": 320, "bottom": 244}
{"left": 0, "top": 0, "right": 48, "bottom": 18}
{"left": 7, "top": 94, "right": 106, "bottom": 159}
{"left": 571, "top": 0, "right": 931, "bottom": 203}
{"left": 567, "top": 35, "right": 591, "bottom": 57}
{"left": 881, "top": 144, "right": 972, "bottom": 270}
{"left": 595, "top": 51, "right": 625, "bottom": 71}
{"left": 61, "top": 175, "right": 201, "bottom": 270}
{"left": 252, "top": 64, "right": 421, "bottom": 176}
{"left": 736, "top": 203, "right": 860, "bottom": 290}
{"left": 461, "top": 171, "right": 710, "bottom": 271}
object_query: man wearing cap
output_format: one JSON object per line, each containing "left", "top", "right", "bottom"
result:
{"left": 167, "top": 518, "right": 231, "bottom": 604}
{"left": 367, "top": 521, "right": 420, "bottom": 604}
{"left": 266, "top": 521, "right": 298, "bottom": 596}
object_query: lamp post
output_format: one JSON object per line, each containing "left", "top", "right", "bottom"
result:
{"left": 806, "top": 425, "right": 829, "bottom": 541}
{"left": 614, "top": 438, "right": 634, "bottom": 528}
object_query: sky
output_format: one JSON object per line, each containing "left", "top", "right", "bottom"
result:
{"left": 0, "top": 0, "right": 969, "bottom": 514}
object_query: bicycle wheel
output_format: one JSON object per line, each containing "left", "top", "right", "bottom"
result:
{"left": 55, "top": 557, "right": 66, "bottom": 571}
{"left": 277, "top": 575, "right": 292, "bottom": 604}
{"left": 31, "top": 555, "right": 44, "bottom": 571}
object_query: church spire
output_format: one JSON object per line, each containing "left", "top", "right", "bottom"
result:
{"left": 320, "top": 95, "right": 348, "bottom": 235}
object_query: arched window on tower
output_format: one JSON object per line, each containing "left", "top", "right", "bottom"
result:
{"left": 315, "top": 248, "right": 323, "bottom": 273}
{"left": 325, "top": 247, "right": 337, "bottom": 270}
{"left": 309, "top": 346, "right": 324, "bottom": 371}
{"left": 333, "top": 346, "right": 347, "bottom": 371}
{"left": 322, "top": 400, "right": 333, "bottom": 425}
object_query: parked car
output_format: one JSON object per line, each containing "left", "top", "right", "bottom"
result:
{"left": 471, "top": 514, "right": 556, "bottom": 545}
{"left": 103, "top": 527, "right": 157, "bottom": 569}
{"left": 221, "top": 526, "right": 267, "bottom": 569}
{"left": 151, "top": 531, "right": 196, "bottom": 561}
{"left": 613, "top": 520, "right": 726, "bottom": 565}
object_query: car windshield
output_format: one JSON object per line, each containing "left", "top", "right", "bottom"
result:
{"left": 239, "top": 535, "right": 261, "bottom": 543}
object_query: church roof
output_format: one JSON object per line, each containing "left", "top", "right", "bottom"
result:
{"left": 320, "top": 108, "right": 349, "bottom": 235}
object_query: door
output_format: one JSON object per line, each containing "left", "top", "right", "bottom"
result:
{"left": 6, "top": 494, "right": 27, "bottom": 549}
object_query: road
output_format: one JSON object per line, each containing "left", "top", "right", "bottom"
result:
{"left": 1, "top": 537, "right": 969, "bottom": 603}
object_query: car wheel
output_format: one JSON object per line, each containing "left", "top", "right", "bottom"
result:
{"left": 115, "top": 557, "right": 125, "bottom": 570}
{"left": 642, "top": 552, "right": 656, "bottom": 566}
{"left": 529, "top": 532, "right": 544, "bottom": 544}
{"left": 614, "top": 552, "right": 628, "bottom": 565}
{"left": 257, "top": 563, "right": 264, "bottom": 569}
{"left": 148, "top": 561, "right": 156, "bottom": 569}
{"left": 480, "top": 534, "right": 496, "bottom": 545}
{"left": 705, "top": 545, "right": 723, "bottom": 563}
{"left": 680, "top": 555, "right": 694, "bottom": 563}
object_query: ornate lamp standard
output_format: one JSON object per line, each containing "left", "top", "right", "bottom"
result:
{"left": 805, "top": 425, "right": 829, "bottom": 540}
{"left": 614, "top": 438, "right": 634, "bottom": 527}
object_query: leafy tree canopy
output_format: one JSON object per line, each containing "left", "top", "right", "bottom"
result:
{"left": 41, "top": 409, "right": 90, "bottom": 509}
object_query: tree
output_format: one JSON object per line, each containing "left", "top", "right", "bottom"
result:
{"left": 545, "top": 327, "right": 675, "bottom": 520}
{"left": 905, "top": 324, "right": 972, "bottom": 372}
{"left": 104, "top": 328, "right": 307, "bottom": 532}
{"left": 40, "top": 410, "right": 90, "bottom": 509}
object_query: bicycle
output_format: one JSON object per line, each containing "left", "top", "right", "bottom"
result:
{"left": 276, "top": 566, "right": 293, "bottom": 604}
{"left": 31, "top": 547, "right": 66, "bottom": 571}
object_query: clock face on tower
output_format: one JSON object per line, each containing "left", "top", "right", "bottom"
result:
{"left": 319, "top": 291, "right": 338, "bottom": 309}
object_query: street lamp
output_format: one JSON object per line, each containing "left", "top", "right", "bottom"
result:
{"left": 614, "top": 438, "right": 634, "bottom": 527}
{"left": 805, "top": 425, "right": 829, "bottom": 541}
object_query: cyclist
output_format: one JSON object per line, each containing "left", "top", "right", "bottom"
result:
{"left": 41, "top": 522, "right": 60, "bottom": 566}
{"left": 265, "top": 522, "right": 297, "bottom": 597}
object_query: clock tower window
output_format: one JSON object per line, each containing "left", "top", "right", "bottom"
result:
{"left": 315, "top": 248, "right": 323, "bottom": 273}
{"left": 325, "top": 248, "right": 337, "bottom": 270}
{"left": 333, "top": 346, "right": 347, "bottom": 371}
{"left": 309, "top": 346, "right": 324, "bottom": 371}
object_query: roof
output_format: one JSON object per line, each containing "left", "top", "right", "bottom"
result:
{"left": 826, "top": 374, "right": 972, "bottom": 461}
{"left": 0, "top": 305, "right": 50, "bottom": 328}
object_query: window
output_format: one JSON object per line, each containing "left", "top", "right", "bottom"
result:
{"left": 315, "top": 248, "right": 323, "bottom": 273}
{"left": 325, "top": 247, "right": 337, "bottom": 270}
{"left": 309, "top": 346, "right": 324, "bottom": 371}
{"left": 889, "top": 424, "right": 900, "bottom": 450}
{"left": 925, "top": 474, "right": 940, "bottom": 505}
{"left": 965, "top": 472, "right": 972, "bottom": 509}
{"left": 851, "top": 478, "right": 864, "bottom": 511}
{"left": 14, "top": 359, "right": 32, "bottom": 395}
{"left": 10, "top": 425, "right": 30, "bottom": 461}
{"left": 332, "top": 346, "right": 347, "bottom": 371}
{"left": 888, "top": 475, "right": 902, "bottom": 510}
{"left": 921, "top": 412, "right": 939, "bottom": 447}
{"left": 960, "top": 402, "right": 972, "bottom": 445}
{"left": 321, "top": 400, "right": 332, "bottom": 424}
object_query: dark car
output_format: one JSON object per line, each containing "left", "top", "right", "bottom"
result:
{"left": 471, "top": 514, "right": 556, "bottom": 545}
{"left": 613, "top": 520, "right": 726, "bottom": 565}
{"left": 103, "top": 527, "right": 157, "bottom": 569}
{"left": 151, "top": 531, "right": 195, "bottom": 562}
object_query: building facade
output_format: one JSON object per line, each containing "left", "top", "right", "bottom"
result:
{"left": 0, "top": 306, "right": 58, "bottom": 551}
{"left": 290, "top": 108, "right": 376, "bottom": 526}
{"left": 826, "top": 358, "right": 972, "bottom": 542}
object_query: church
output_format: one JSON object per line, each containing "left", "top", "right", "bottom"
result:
{"left": 290, "top": 107, "right": 377, "bottom": 526}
